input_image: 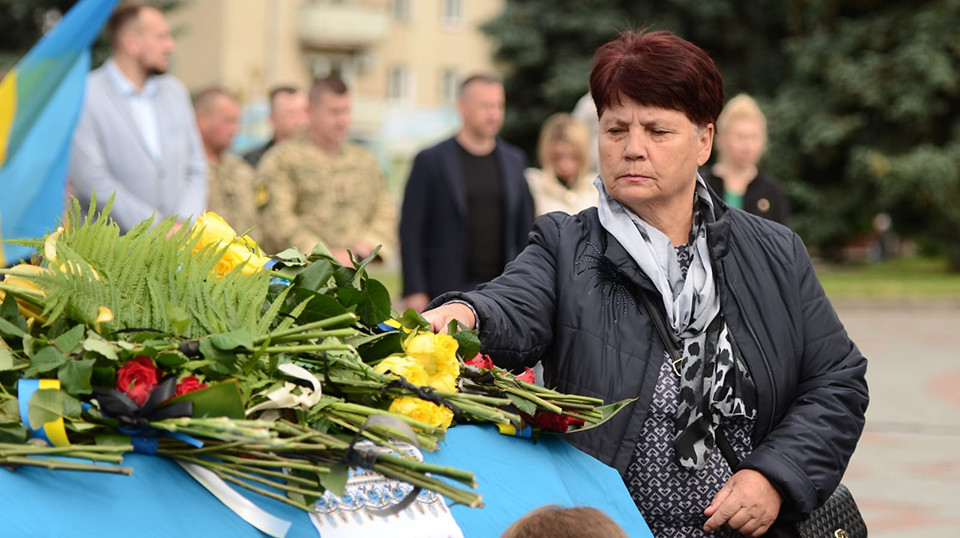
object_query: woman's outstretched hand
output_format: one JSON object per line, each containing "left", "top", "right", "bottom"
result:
{"left": 703, "top": 469, "right": 782, "bottom": 537}
{"left": 420, "top": 302, "right": 477, "bottom": 334}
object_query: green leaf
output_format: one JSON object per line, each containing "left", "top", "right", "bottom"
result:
{"left": 198, "top": 339, "right": 238, "bottom": 375}
{"left": 27, "top": 388, "right": 64, "bottom": 427}
{"left": 293, "top": 290, "right": 350, "bottom": 325}
{"left": 57, "top": 358, "right": 95, "bottom": 395}
{"left": 82, "top": 334, "right": 119, "bottom": 360}
{"left": 0, "top": 316, "right": 26, "bottom": 338}
{"left": 0, "top": 396, "right": 19, "bottom": 418}
{"left": 357, "top": 280, "right": 391, "bottom": 325}
{"left": 67, "top": 422, "right": 98, "bottom": 433}
{"left": 22, "top": 334, "right": 35, "bottom": 357}
{"left": 506, "top": 393, "right": 538, "bottom": 416}
{"left": 0, "top": 294, "right": 28, "bottom": 333}
{"left": 62, "top": 392, "right": 82, "bottom": 418}
{"left": 357, "top": 332, "right": 403, "bottom": 363}
{"left": 0, "top": 421, "right": 29, "bottom": 443}
{"left": 309, "top": 241, "right": 338, "bottom": 262}
{"left": 350, "top": 245, "right": 382, "bottom": 286}
{"left": 29, "top": 345, "right": 68, "bottom": 374}
{"left": 210, "top": 329, "right": 254, "bottom": 351}
{"left": 95, "top": 433, "right": 133, "bottom": 447}
{"left": 319, "top": 463, "right": 350, "bottom": 497}
{"left": 0, "top": 345, "right": 16, "bottom": 371}
{"left": 295, "top": 259, "right": 336, "bottom": 292}
{"left": 333, "top": 265, "right": 356, "bottom": 288}
{"left": 166, "top": 302, "right": 192, "bottom": 336}
{"left": 399, "top": 309, "right": 429, "bottom": 331}
{"left": 54, "top": 324, "right": 86, "bottom": 354}
{"left": 274, "top": 247, "right": 307, "bottom": 266}
{"left": 336, "top": 279, "right": 390, "bottom": 326}
{"left": 452, "top": 329, "right": 481, "bottom": 360}
{"left": 164, "top": 381, "right": 245, "bottom": 419}
{"left": 569, "top": 398, "right": 637, "bottom": 433}
{"left": 155, "top": 351, "right": 189, "bottom": 369}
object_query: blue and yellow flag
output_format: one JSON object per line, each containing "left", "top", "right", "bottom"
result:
{"left": 0, "top": 0, "right": 121, "bottom": 265}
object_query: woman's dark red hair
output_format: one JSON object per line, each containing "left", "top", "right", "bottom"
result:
{"left": 589, "top": 30, "right": 724, "bottom": 128}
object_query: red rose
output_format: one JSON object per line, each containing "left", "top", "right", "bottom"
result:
{"left": 521, "top": 410, "right": 586, "bottom": 433}
{"left": 516, "top": 367, "right": 536, "bottom": 384}
{"left": 116, "top": 356, "right": 159, "bottom": 406}
{"left": 175, "top": 375, "right": 208, "bottom": 396}
{"left": 465, "top": 353, "right": 495, "bottom": 371}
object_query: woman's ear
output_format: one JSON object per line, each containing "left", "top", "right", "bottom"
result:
{"left": 697, "top": 123, "right": 715, "bottom": 166}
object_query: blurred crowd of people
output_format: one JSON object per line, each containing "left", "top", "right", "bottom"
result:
{"left": 67, "top": 1, "right": 788, "bottom": 313}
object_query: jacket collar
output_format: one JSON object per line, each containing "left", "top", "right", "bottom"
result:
{"left": 597, "top": 184, "right": 734, "bottom": 293}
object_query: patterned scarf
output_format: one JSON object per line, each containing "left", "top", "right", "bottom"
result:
{"left": 594, "top": 176, "right": 757, "bottom": 469}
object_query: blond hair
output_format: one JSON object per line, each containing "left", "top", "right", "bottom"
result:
{"left": 536, "top": 114, "right": 591, "bottom": 180}
{"left": 502, "top": 505, "right": 628, "bottom": 538}
{"left": 716, "top": 93, "right": 767, "bottom": 135}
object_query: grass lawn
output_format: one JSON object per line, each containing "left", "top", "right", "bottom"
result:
{"left": 814, "top": 256, "right": 960, "bottom": 301}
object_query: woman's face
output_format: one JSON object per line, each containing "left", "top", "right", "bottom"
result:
{"left": 550, "top": 140, "right": 583, "bottom": 185}
{"left": 717, "top": 118, "right": 765, "bottom": 168}
{"left": 598, "top": 97, "right": 713, "bottom": 216}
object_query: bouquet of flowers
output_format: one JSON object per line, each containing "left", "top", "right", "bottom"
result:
{"left": 0, "top": 198, "right": 628, "bottom": 531}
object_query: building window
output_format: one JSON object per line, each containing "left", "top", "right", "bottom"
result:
{"left": 440, "top": 69, "right": 459, "bottom": 105}
{"left": 392, "top": 0, "right": 411, "bottom": 22}
{"left": 388, "top": 65, "right": 413, "bottom": 104}
{"left": 441, "top": 0, "right": 461, "bottom": 26}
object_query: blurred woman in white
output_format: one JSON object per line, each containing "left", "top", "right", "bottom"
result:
{"left": 525, "top": 113, "right": 597, "bottom": 216}
{"left": 702, "top": 94, "right": 790, "bottom": 225}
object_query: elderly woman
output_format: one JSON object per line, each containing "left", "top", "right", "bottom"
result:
{"left": 525, "top": 113, "right": 598, "bottom": 216}
{"left": 425, "top": 30, "right": 868, "bottom": 537}
{"left": 702, "top": 94, "right": 790, "bottom": 225}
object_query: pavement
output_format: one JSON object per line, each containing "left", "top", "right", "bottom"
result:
{"left": 833, "top": 302, "right": 960, "bottom": 537}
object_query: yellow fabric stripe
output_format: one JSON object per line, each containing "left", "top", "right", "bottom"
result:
{"left": 0, "top": 70, "right": 16, "bottom": 168}
{"left": 37, "top": 378, "right": 71, "bottom": 447}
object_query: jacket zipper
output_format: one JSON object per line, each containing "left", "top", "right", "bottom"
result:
{"left": 724, "top": 270, "right": 778, "bottom": 439}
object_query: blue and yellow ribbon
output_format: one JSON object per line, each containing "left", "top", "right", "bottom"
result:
{"left": 17, "top": 378, "right": 71, "bottom": 447}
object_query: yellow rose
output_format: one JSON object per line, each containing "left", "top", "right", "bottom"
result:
{"left": 191, "top": 213, "right": 271, "bottom": 277}
{"left": 44, "top": 227, "right": 64, "bottom": 261}
{"left": 191, "top": 212, "right": 238, "bottom": 253}
{"left": 388, "top": 397, "right": 454, "bottom": 429}
{"left": 3, "top": 264, "right": 47, "bottom": 294}
{"left": 374, "top": 356, "right": 429, "bottom": 386}
{"left": 403, "top": 333, "right": 460, "bottom": 388}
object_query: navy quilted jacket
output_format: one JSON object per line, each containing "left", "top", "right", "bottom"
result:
{"left": 437, "top": 198, "right": 868, "bottom": 516}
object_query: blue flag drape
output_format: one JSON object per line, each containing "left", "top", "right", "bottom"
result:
{"left": 0, "top": 0, "right": 121, "bottom": 265}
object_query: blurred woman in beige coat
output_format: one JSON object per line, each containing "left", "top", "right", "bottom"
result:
{"left": 525, "top": 114, "right": 597, "bottom": 216}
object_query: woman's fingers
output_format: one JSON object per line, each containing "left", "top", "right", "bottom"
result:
{"left": 703, "top": 469, "right": 782, "bottom": 534}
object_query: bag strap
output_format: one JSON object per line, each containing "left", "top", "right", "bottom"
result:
{"left": 637, "top": 289, "right": 742, "bottom": 470}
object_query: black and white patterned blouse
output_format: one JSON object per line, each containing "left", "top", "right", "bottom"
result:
{"left": 623, "top": 244, "right": 757, "bottom": 537}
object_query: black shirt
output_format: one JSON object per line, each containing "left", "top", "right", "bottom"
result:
{"left": 701, "top": 167, "right": 790, "bottom": 226}
{"left": 458, "top": 142, "right": 505, "bottom": 285}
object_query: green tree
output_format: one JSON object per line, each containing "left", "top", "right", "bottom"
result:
{"left": 481, "top": 0, "right": 792, "bottom": 163}
{"left": 765, "top": 0, "right": 960, "bottom": 267}
{"left": 485, "top": 0, "right": 960, "bottom": 268}
{"left": 0, "top": 0, "right": 183, "bottom": 72}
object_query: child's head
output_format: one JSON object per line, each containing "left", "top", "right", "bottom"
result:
{"left": 502, "top": 505, "right": 628, "bottom": 538}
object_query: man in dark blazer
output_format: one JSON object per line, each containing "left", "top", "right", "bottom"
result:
{"left": 400, "top": 75, "right": 534, "bottom": 312}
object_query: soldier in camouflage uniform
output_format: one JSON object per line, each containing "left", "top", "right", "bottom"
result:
{"left": 257, "top": 76, "right": 396, "bottom": 261}
{"left": 195, "top": 88, "right": 260, "bottom": 239}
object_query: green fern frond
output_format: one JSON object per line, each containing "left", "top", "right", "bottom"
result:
{"left": 19, "top": 198, "right": 274, "bottom": 339}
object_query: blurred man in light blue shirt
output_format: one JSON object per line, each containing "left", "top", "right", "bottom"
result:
{"left": 70, "top": 2, "right": 206, "bottom": 232}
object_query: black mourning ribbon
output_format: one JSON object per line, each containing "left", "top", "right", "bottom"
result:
{"left": 384, "top": 376, "right": 465, "bottom": 422}
{"left": 342, "top": 414, "right": 424, "bottom": 517}
{"left": 92, "top": 374, "right": 194, "bottom": 431}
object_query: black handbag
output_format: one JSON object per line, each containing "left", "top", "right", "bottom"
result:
{"left": 637, "top": 291, "right": 867, "bottom": 538}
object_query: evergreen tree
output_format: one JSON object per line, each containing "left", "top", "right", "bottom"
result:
{"left": 484, "top": 0, "right": 960, "bottom": 267}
